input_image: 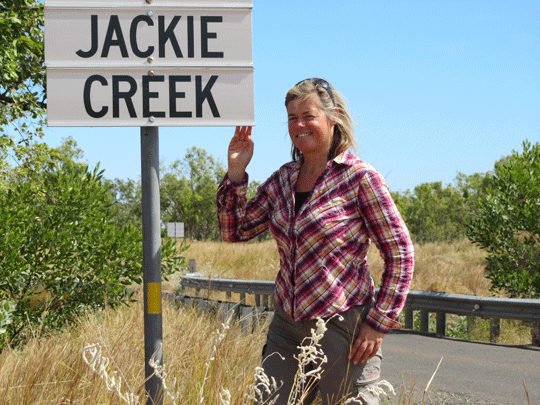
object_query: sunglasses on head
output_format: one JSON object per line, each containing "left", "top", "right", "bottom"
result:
{"left": 295, "top": 78, "right": 336, "bottom": 106}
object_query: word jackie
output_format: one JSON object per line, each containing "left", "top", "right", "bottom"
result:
{"left": 77, "top": 14, "right": 224, "bottom": 59}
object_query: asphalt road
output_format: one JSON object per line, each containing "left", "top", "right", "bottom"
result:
{"left": 382, "top": 331, "right": 540, "bottom": 404}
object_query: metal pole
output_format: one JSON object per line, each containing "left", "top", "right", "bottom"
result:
{"left": 141, "top": 126, "right": 163, "bottom": 405}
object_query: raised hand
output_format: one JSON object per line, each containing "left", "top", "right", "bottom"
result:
{"left": 227, "top": 126, "right": 254, "bottom": 182}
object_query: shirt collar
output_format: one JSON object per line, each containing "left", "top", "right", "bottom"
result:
{"left": 331, "top": 150, "right": 357, "bottom": 167}
{"left": 291, "top": 150, "right": 357, "bottom": 172}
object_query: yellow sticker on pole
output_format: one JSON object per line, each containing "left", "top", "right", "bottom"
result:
{"left": 147, "top": 283, "right": 161, "bottom": 314}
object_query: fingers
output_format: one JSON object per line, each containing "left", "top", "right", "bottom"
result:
{"left": 348, "top": 324, "right": 385, "bottom": 365}
{"left": 234, "top": 126, "right": 252, "bottom": 141}
{"left": 349, "top": 338, "right": 375, "bottom": 365}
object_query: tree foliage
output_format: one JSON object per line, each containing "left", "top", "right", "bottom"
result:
{"left": 392, "top": 182, "right": 468, "bottom": 244}
{"left": 0, "top": 0, "right": 45, "bottom": 130}
{"left": 161, "top": 146, "right": 226, "bottom": 240}
{"left": 0, "top": 0, "right": 47, "bottom": 191}
{"left": 466, "top": 140, "right": 540, "bottom": 298}
{"left": 0, "top": 138, "right": 185, "bottom": 348}
{"left": 110, "top": 146, "right": 267, "bottom": 241}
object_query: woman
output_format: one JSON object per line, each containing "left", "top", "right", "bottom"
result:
{"left": 216, "top": 78, "right": 414, "bottom": 405}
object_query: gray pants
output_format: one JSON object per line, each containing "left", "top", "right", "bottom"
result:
{"left": 257, "top": 306, "right": 382, "bottom": 405}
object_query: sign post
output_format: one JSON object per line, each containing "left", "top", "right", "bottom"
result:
{"left": 44, "top": 1, "right": 253, "bottom": 404}
{"left": 140, "top": 126, "right": 163, "bottom": 403}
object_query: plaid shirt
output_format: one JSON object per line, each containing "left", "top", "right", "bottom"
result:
{"left": 217, "top": 151, "right": 414, "bottom": 333}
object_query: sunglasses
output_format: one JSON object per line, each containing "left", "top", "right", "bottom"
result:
{"left": 295, "top": 78, "right": 336, "bottom": 106}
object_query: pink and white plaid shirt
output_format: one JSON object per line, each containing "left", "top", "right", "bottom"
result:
{"left": 216, "top": 151, "right": 414, "bottom": 333}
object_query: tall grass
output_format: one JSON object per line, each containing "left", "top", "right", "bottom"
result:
{"left": 0, "top": 295, "right": 268, "bottom": 404}
{"left": 174, "top": 238, "right": 532, "bottom": 344}
{"left": 0, "top": 239, "right": 530, "bottom": 404}
{"left": 175, "top": 239, "right": 490, "bottom": 296}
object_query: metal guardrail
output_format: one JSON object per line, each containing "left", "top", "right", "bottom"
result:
{"left": 179, "top": 273, "right": 540, "bottom": 345}
{"left": 404, "top": 290, "right": 540, "bottom": 321}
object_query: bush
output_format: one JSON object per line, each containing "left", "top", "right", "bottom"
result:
{"left": 466, "top": 140, "right": 540, "bottom": 298}
{"left": 0, "top": 164, "right": 184, "bottom": 348}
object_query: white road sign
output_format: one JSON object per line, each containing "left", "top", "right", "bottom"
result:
{"left": 166, "top": 222, "right": 184, "bottom": 238}
{"left": 44, "top": 0, "right": 254, "bottom": 127}
{"left": 47, "top": 67, "right": 254, "bottom": 126}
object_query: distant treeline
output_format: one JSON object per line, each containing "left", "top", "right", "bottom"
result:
{"left": 110, "top": 143, "right": 494, "bottom": 245}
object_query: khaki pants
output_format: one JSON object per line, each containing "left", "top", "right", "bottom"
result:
{"left": 257, "top": 306, "right": 382, "bottom": 405}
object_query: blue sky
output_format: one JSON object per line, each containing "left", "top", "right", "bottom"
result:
{"left": 41, "top": 0, "right": 539, "bottom": 193}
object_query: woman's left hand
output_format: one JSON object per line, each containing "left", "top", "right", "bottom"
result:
{"left": 349, "top": 323, "right": 385, "bottom": 364}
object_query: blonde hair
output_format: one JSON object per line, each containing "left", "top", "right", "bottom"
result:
{"left": 285, "top": 79, "right": 357, "bottom": 161}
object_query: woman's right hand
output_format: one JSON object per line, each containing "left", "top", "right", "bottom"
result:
{"left": 227, "top": 126, "right": 254, "bottom": 182}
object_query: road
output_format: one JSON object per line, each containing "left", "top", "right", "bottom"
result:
{"left": 382, "top": 331, "right": 540, "bottom": 404}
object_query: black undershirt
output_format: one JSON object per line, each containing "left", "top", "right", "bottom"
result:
{"left": 295, "top": 191, "right": 310, "bottom": 215}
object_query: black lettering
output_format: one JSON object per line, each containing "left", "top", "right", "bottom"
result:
{"left": 130, "top": 15, "right": 154, "bottom": 58}
{"left": 112, "top": 76, "right": 137, "bottom": 117}
{"left": 83, "top": 75, "right": 108, "bottom": 118}
{"left": 201, "top": 16, "right": 224, "bottom": 58}
{"left": 196, "top": 75, "right": 220, "bottom": 118}
{"left": 102, "top": 15, "right": 129, "bottom": 58}
{"left": 187, "top": 16, "right": 194, "bottom": 58}
{"left": 76, "top": 15, "right": 98, "bottom": 58}
{"left": 143, "top": 75, "right": 166, "bottom": 117}
{"left": 169, "top": 76, "right": 192, "bottom": 118}
{"left": 159, "top": 16, "right": 182, "bottom": 58}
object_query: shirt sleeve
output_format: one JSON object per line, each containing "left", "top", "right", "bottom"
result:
{"left": 216, "top": 172, "right": 271, "bottom": 242}
{"left": 357, "top": 170, "right": 415, "bottom": 333}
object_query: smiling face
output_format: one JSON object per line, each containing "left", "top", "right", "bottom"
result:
{"left": 287, "top": 95, "right": 336, "bottom": 161}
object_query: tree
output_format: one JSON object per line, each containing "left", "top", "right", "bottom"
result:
{"left": 108, "top": 146, "right": 264, "bottom": 241}
{"left": 454, "top": 170, "right": 493, "bottom": 216}
{"left": 0, "top": 0, "right": 46, "bottom": 189}
{"left": 110, "top": 177, "right": 143, "bottom": 229}
{"left": 466, "top": 140, "right": 540, "bottom": 298}
{"left": 393, "top": 182, "right": 468, "bottom": 244}
{"left": 0, "top": 0, "right": 45, "bottom": 133}
{"left": 161, "top": 146, "right": 226, "bottom": 240}
{"left": 0, "top": 140, "right": 185, "bottom": 348}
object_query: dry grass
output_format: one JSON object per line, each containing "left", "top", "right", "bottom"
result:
{"left": 177, "top": 238, "right": 490, "bottom": 296}
{"left": 0, "top": 294, "right": 268, "bottom": 405}
{"left": 0, "top": 239, "right": 528, "bottom": 404}
{"left": 175, "top": 238, "right": 533, "bottom": 345}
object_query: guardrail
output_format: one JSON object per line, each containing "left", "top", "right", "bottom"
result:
{"left": 179, "top": 271, "right": 540, "bottom": 346}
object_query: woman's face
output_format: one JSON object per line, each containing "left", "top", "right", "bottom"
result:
{"left": 287, "top": 95, "right": 336, "bottom": 160}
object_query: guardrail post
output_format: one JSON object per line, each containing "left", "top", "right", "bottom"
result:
{"left": 490, "top": 318, "right": 500, "bottom": 342}
{"left": 467, "top": 316, "right": 477, "bottom": 333}
{"left": 420, "top": 310, "right": 429, "bottom": 333}
{"left": 239, "top": 292, "right": 246, "bottom": 305}
{"left": 189, "top": 259, "right": 196, "bottom": 273}
{"left": 436, "top": 312, "right": 446, "bottom": 336}
{"left": 404, "top": 309, "right": 414, "bottom": 330}
{"left": 531, "top": 321, "right": 540, "bottom": 346}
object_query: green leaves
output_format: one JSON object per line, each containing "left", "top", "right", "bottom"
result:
{"left": 161, "top": 146, "right": 227, "bottom": 240}
{"left": 0, "top": 0, "right": 45, "bottom": 138}
{"left": 0, "top": 300, "right": 15, "bottom": 336}
{"left": 466, "top": 140, "right": 540, "bottom": 298}
{"left": 0, "top": 139, "right": 186, "bottom": 348}
{"left": 392, "top": 181, "right": 470, "bottom": 244}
